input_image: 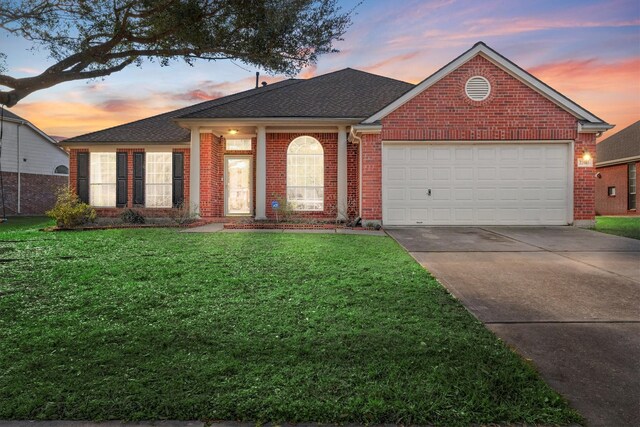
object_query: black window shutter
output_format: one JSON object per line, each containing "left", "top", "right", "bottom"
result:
{"left": 133, "top": 152, "right": 145, "bottom": 206}
{"left": 116, "top": 152, "right": 128, "bottom": 207}
{"left": 172, "top": 152, "right": 184, "bottom": 207}
{"left": 76, "top": 152, "right": 89, "bottom": 204}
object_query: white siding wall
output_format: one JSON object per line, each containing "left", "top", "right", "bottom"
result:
{"left": 0, "top": 120, "right": 68, "bottom": 175}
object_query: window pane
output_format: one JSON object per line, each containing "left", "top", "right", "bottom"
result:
{"left": 146, "top": 153, "right": 173, "bottom": 208}
{"left": 89, "top": 152, "right": 116, "bottom": 207}
{"left": 286, "top": 136, "right": 324, "bottom": 211}
{"left": 226, "top": 138, "right": 252, "bottom": 151}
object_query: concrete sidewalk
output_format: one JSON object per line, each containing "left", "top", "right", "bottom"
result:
{"left": 386, "top": 226, "right": 640, "bottom": 427}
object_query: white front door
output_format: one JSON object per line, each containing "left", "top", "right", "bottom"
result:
{"left": 225, "top": 156, "right": 252, "bottom": 215}
{"left": 382, "top": 143, "right": 571, "bottom": 226}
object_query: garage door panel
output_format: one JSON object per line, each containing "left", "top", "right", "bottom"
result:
{"left": 383, "top": 143, "right": 570, "bottom": 226}
{"left": 431, "top": 147, "right": 451, "bottom": 161}
{"left": 409, "top": 167, "right": 428, "bottom": 181}
{"left": 431, "top": 167, "right": 451, "bottom": 181}
{"left": 387, "top": 187, "right": 405, "bottom": 201}
{"left": 386, "top": 167, "right": 405, "bottom": 182}
{"left": 453, "top": 188, "right": 473, "bottom": 201}
{"left": 499, "top": 167, "right": 520, "bottom": 180}
{"left": 454, "top": 147, "right": 473, "bottom": 160}
{"left": 455, "top": 168, "right": 474, "bottom": 180}
{"left": 432, "top": 188, "right": 451, "bottom": 201}
{"left": 386, "top": 147, "right": 406, "bottom": 162}
{"left": 478, "top": 167, "right": 497, "bottom": 180}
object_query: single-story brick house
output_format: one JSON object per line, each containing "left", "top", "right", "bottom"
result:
{"left": 595, "top": 120, "right": 638, "bottom": 215}
{"left": 0, "top": 109, "right": 69, "bottom": 215}
{"left": 60, "top": 42, "right": 613, "bottom": 226}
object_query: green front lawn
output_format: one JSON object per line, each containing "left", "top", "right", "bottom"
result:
{"left": 595, "top": 216, "right": 640, "bottom": 240}
{"left": 0, "top": 221, "right": 579, "bottom": 426}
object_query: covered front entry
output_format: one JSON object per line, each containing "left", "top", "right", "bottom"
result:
{"left": 382, "top": 143, "right": 571, "bottom": 225}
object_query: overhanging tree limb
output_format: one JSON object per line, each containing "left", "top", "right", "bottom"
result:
{"left": 0, "top": 0, "right": 355, "bottom": 107}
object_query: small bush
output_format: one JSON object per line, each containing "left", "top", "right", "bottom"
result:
{"left": 170, "top": 202, "right": 197, "bottom": 225}
{"left": 121, "top": 209, "right": 145, "bottom": 224}
{"left": 46, "top": 187, "right": 97, "bottom": 228}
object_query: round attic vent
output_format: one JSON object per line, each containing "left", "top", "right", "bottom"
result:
{"left": 465, "top": 76, "right": 491, "bottom": 101}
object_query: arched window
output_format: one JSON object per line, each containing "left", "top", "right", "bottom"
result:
{"left": 54, "top": 165, "right": 69, "bottom": 175}
{"left": 287, "top": 136, "right": 324, "bottom": 211}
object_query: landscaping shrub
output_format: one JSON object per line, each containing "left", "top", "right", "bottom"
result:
{"left": 46, "top": 187, "right": 97, "bottom": 228}
{"left": 121, "top": 209, "right": 145, "bottom": 224}
{"left": 170, "top": 202, "right": 197, "bottom": 225}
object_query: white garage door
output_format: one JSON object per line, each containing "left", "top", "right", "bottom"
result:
{"left": 382, "top": 143, "right": 570, "bottom": 226}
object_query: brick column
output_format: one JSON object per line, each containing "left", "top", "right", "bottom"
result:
{"left": 574, "top": 132, "right": 597, "bottom": 226}
{"left": 360, "top": 133, "right": 382, "bottom": 224}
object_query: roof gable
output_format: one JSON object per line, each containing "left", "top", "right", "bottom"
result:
{"left": 363, "top": 42, "right": 611, "bottom": 128}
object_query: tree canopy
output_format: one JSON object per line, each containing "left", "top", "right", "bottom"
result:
{"left": 0, "top": 0, "right": 353, "bottom": 107}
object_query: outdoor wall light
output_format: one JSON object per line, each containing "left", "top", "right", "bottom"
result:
{"left": 582, "top": 151, "right": 592, "bottom": 161}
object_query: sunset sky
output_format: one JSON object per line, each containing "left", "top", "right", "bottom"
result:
{"left": 1, "top": 0, "right": 639, "bottom": 140}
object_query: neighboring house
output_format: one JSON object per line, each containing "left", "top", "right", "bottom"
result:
{"left": 60, "top": 42, "right": 613, "bottom": 226}
{"left": 595, "top": 120, "right": 639, "bottom": 215}
{"left": 0, "top": 109, "right": 69, "bottom": 215}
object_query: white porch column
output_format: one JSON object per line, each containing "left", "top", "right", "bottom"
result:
{"left": 189, "top": 127, "right": 201, "bottom": 216}
{"left": 255, "top": 125, "right": 267, "bottom": 219}
{"left": 337, "top": 126, "right": 348, "bottom": 220}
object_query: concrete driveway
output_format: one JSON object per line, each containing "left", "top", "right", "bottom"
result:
{"left": 386, "top": 226, "right": 640, "bottom": 427}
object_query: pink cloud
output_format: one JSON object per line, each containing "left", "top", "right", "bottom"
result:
{"left": 361, "top": 51, "right": 422, "bottom": 74}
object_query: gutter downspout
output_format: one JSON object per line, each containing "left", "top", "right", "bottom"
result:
{"left": 17, "top": 122, "right": 22, "bottom": 214}
{"left": 348, "top": 127, "right": 363, "bottom": 218}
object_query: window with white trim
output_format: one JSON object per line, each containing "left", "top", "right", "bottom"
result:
{"left": 226, "top": 138, "right": 252, "bottom": 151}
{"left": 54, "top": 165, "right": 69, "bottom": 175}
{"left": 145, "top": 152, "right": 173, "bottom": 208}
{"left": 287, "top": 136, "right": 324, "bottom": 211}
{"left": 89, "top": 152, "right": 116, "bottom": 207}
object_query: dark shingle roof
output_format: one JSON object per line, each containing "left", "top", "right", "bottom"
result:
{"left": 181, "top": 68, "right": 414, "bottom": 119}
{"left": 63, "top": 68, "right": 413, "bottom": 144}
{"left": 63, "top": 79, "right": 301, "bottom": 143}
{"left": 597, "top": 120, "right": 640, "bottom": 164}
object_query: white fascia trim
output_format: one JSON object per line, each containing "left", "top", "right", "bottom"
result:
{"left": 352, "top": 124, "right": 382, "bottom": 134}
{"left": 596, "top": 155, "right": 640, "bottom": 167}
{"left": 578, "top": 122, "right": 615, "bottom": 133}
{"left": 364, "top": 43, "right": 606, "bottom": 125}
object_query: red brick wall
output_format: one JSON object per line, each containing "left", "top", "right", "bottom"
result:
{"left": 265, "top": 133, "right": 338, "bottom": 219}
{"left": 68, "top": 147, "right": 190, "bottom": 217}
{"left": 361, "top": 133, "right": 382, "bottom": 221}
{"left": 574, "top": 133, "right": 596, "bottom": 221}
{"left": 0, "top": 171, "right": 67, "bottom": 215}
{"left": 596, "top": 162, "right": 639, "bottom": 215}
{"left": 381, "top": 55, "right": 578, "bottom": 141}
